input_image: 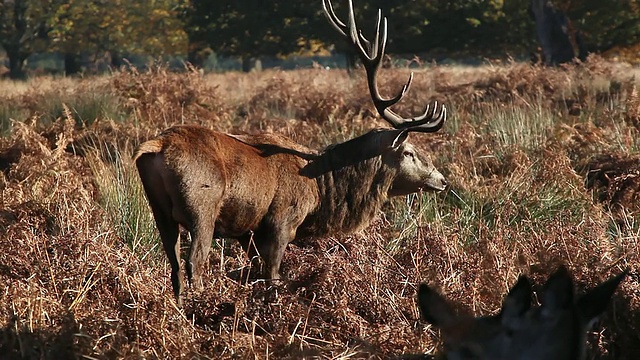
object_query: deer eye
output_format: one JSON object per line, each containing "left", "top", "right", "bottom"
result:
{"left": 402, "top": 151, "right": 414, "bottom": 158}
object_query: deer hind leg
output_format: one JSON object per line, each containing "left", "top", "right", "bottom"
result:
{"left": 154, "top": 211, "right": 183, "bottom": 302}
{"left": 187, "top": 217, "right": 215, "bottom": 290}
{"left": 179, "top": 164, "right": 226, "bottom": 289}
{"left": 137, "top": 155, "right": 184, "bottom": 303}
{"left": 142, "top": 189, "right": 183, "bottom": 302}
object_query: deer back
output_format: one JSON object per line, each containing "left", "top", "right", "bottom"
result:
{"left": 135, "top": 125, "right": 319, "bottom": 234}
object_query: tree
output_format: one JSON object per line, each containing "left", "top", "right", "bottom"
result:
{"left": 297, "top": 0, "right": 532, "bottom": 60}
{"left": 179, "top": 0, "right": 639, "bottom": 69}
{"left": 48, "top": 0, "right": 187, "bottom": 75}
{"left": 531, "top": 0, "right": 581, "bottom": 65}
{"left": 0, "top": 0, "right": 58, "bottom": 79}
{"left": 559, "top": 0, "right": 640, "bottom": 55}
{"left": 393, "top": 0, "right": 533, "bottom": 56}
{"left": 182, "top": 1, "right": 328, "bottom": 70}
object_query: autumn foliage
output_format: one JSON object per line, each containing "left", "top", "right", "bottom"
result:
{"left": 1, "top": 57, "right": 640, "bottom": 358}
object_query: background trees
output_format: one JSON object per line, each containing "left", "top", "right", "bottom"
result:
{"left": 181, "top": 1, "right": 328, "bottom": 70}
{"left": 0, "top": 0, "right": 639, "bottom": 78}
{"left": 0, "top": 0, "right": 59, "bottom": 78}
{"left": 562, "top": 0, "right": 640, "bottom": 54}
{"left": 48, "top": 0, "right": 187, "bottom": 75}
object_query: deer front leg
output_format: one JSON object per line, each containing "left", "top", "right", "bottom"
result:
{"left": 257, "top": 226, "right": 295, "bottom": 280}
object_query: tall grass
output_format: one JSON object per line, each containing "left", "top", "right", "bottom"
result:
{"left": 384, "top": 192, "right": 442, "bottom": 253}
{"left": 484, "top": 102, "right": 556, "bottom": 151}
{"left": 0, "top": 77, "right": 125, "bottom": 135}
{"left": 0, "top": 103, "right": 28, "bottom": 136}
{"left": 37, "top": 90, "right": 126, "bottom": 127}
{"left": 88, "top": 147, "right": 159, "bottom": 259}
{"left": 1, "top": 59, "right": 640, "bottom": 359}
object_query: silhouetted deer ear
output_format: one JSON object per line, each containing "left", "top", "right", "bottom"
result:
{"left": 390, "top": 129, "right": 409, "bottom": 149}
{"left": 501, "top": 275, "right": 532, "bottom": 325}
{"left": 541, "top": 266, "right": 575, "bottom": 316}
{"left": 418, "top": 283, "right": 458, "bottom": 328}
{"left": 576, "top": 271, "right": 626, "bottom": 328}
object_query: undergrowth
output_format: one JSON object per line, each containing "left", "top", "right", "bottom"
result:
{"left": 89, "top": 147, "right": 158, "bottom": 256}
{"left": 1, "top": 57, "right": 640, "bottom": 359}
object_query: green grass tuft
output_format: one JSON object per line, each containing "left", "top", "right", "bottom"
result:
{"left": 88, "top": 147, "right": 159, "bottom": 258}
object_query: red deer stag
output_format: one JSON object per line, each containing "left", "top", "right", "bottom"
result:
{"left": 418, "top": 267, "right": 626, "bottom": 359}
{"left": 134, "top": 0, "right": 447, "bottom": 303}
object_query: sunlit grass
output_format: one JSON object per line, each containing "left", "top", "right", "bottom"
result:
{"left": 1, "top": 59, "right": 639, "bottom": 359}
{"left": 87, "top": 147, "right": 159, "bottom": 259}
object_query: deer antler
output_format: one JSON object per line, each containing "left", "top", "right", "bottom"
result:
{"left": 322, "top": 0, "right": 446, "bottom": 133}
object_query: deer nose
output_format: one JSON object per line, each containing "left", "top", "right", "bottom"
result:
{"left": 440, "top": 178, "right": 448, "bottom": 189}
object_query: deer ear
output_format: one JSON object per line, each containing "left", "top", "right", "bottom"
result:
{"left": 576, "top": 271, "right": 625, "bottom": 328}
{"left": 541, "top": 266, "right": 575, "bottom": 315}
{"left": 390, "top": 129, "right": 409, "bottom": 149}
{"left": 418, "top": 283, "right": 458, "bottom": 328}
{"left": 501, "top": 276, "right": 532, "bottom": 324}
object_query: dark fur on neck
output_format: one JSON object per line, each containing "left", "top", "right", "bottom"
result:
{"left": 298, "top": 129, "right": 398, "bottom": 237}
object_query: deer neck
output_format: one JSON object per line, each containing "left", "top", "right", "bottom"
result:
{"left": 300, "top": 147, "right": 394, "bottom": 237}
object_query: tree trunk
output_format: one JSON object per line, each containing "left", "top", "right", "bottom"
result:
{"left": 64, "top": 53, "right": 81, "bottom": 76}
{"left": 187, "top": 41, "right": 212, "bottom": 68}
{"left": 110, "top": 51, "right": 123, "bottom": 69}
{"left": 188, "top": 49, "right": 204, "bottom": 68}
{"left": 241, "top": 57, "right": 262, "bottom": 72}
{"left": 345, "top": 52, "right": 357, "bottom": 75}
{"left": 530, "top": 0, "right": 581, "bottom": 66}
{"left": 4, "top": 45, "right": 27, "bottom": 80}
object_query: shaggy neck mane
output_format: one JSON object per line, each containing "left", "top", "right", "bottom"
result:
{"left": 299, "top": 130, "right": 396, "bottom": 236}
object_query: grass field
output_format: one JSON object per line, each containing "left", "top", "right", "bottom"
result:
{"left": 1, "top": 56, "right": 640, "bottom": 359}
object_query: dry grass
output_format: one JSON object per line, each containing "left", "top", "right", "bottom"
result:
{"left": 1, "top": 56, "right": 640, "bottom": 359}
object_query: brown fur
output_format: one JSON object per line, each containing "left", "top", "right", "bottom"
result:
{"left": 134, "top": 124, "right": 446, "bottom": 301}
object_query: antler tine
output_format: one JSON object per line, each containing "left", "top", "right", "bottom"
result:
{"left": 323, "top": 1, "right": 445, "bottom": 131}
{"left": 322, "top": 0, "right": 347, "bottom": 37}
{"left": 345, "top": 1, "right": 415, "bottom": 124}
{"left": 370, "top": 9, "right": 383, "bottom": 60}
{"left": 392, "top": 102, "right": 447, "bottom": 133}
{"left": 323, "top": 0, "right": 372, "bottom": 52}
